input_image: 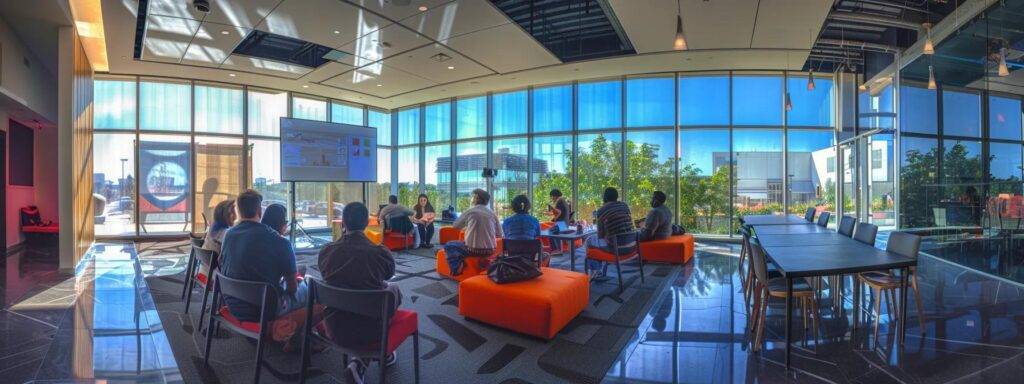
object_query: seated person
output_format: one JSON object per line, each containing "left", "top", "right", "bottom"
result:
{"left": 547, "top": 189, "right": 572, "bottom": 251}
{"left": 378, "top": 195, "right": 421, "bottom": 245}
{"left": 413, "top": 194, "right": 436, "bottom": 248}
{"left": 443, "top": 189, "right": 504, "bottom": 275}
{"left": 638, "top": 191, "right": 672, "bottom": 242}
{"left": 219, "top": 190, "right": 307, "bottom": 347}
{"left": 503, "top": 195, "right": 541, "bottom": 240}
{"left": 579, "top": 187, "right": 635, "bottom": 277}
{"left": 318, "top": 202, "right": 400, "bottom": 381}
{"left": 261, "top": 203, "right": 289, "bottom": 235}
{"left": 200, "top": 199, "right": 234, "bottom": 276}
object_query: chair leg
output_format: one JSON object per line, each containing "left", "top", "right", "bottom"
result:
{"left": 413, "top": 332, "right": 421, "bottom": 384}
{"left": 810, "top": 294, "right": 820, "bottom": 346}
{"left": 184, "top": 268, "right": 196, "bottom": 314}
{"left": 885, "top": 288, "right": 896, "bottom": 323}
{"left": 638, "top": 254, "right": 645, "bottom": 285}
{"left": 911, "top": 274, "right": 926, "bottom": 335}
{"left": 748, "top": 282, "right": 762, "bottom": 331}
{"left": 254, "top": 329, "right": 267, "bottom": 384}
{"left": 615, "top": 259, "right": 624, "bottom": 294}
{"left": 181, "top": 249, "right": 195, "bottom": 300}
{"left": 754, "top": 287, "right": 769, "bottom": 352}
{"left": 203, "top": 318, "right": 215, "bottom": 365}
{"left": 872, "top": 287, "right": 882, "bottom": 346}
{"left": 198, "top": 284, "right": 211, "bottom": 335}
{"left": 379, "top": 351, "right": 387, "bottom": 384}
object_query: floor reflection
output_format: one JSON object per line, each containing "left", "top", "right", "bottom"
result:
{"left": 606, "top": 241, "right": 1024, "bottom": 384}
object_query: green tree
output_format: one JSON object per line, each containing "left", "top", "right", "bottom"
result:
{"left": 899, "top": 145, "right": 938, "bottom": 228}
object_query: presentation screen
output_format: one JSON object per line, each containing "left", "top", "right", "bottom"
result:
{"left": 280, "top": 117, "right": 377, "bottom": 182}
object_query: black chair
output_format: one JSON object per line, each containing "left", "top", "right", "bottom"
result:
{"left": 585, "top": 231, "right": 644, "bottom": 293}
{"left": 804, "top": 207, "right": 816, "bottom": 222}
{"left": 816, "top": 212, "right": 831, "bottom": 227}
{"left": 204, "top": 272, "right": 280, "bottom": 384}
{"left": 181, "top": 235, "right": 205, "bottom": 300}
{"left": 838, "top": 216, "right": 857, "bottom": 237}
{"left": 185, "top": 246, "right": 218, "bottom": 322}
{"left": 300, "top": 278, "right": 420, "bottom": 384}
{"left": 502, "top": 238, "right": 547, "bottom": 267}
{"left": 386, "top": 216, "right": 416, "bottom": 250}
{"left": 853, "top": 223, "right": 878, "bottom": 246}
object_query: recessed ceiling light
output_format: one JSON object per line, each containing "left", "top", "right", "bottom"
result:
{"left": 418, "top": 6, "right": 428, "bottom": 11}
{"left": 228, "top": 73, "right": 236, "bottom": 77}
{"left": 302, "top": 85, "right": 309, "bottom": 88}
{"left": 221, "top": 30, "right": 230, "bottom": 35}
{"left": 376, "top": 84, "right": 383, "bottom": 87}
{"left": 447, "top": 66, "right": 454, "bottom": 70}
{"left": 334, "top": 30, "right": 340, "bottom": 34}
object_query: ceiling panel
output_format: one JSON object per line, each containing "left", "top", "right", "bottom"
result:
{"left": 398, "top": 0, "right": 510, "bottom": 43}
{"left": 221, "top": 54, "right": 313, "bottom": 78}
{"left": 443, "top": 23, "right": 560, "bottom": 73}
{"left": 147, "top": 0, "right": 282, "bottom": 28}
{"left": 322, "top": 64, "right": 436, "bottom": 98}
{"left": 345, "top": 0, "right": 453, "bottom": 21}
{"left": 380, "top": 43, "right": 493, "bottom": 83}
{"left": 303, "top": 62, "right": 356, "bottom": 83}
{"left": 143, "top": 15, "right": 201, "bottom": 63}
{"left": 258, "top": 0, "right": 391, "bottom": 48}
{"left": 182, "top": 21, "right": 249, "bottom": 67}
{"left": 339, "top": 23, "right": 433, "bottom": 61}
{"left": 610, "top": 0, "right": 757, "bottom": 52}
{"left": 750, "top": 0, "right": 832, "bottom": 49}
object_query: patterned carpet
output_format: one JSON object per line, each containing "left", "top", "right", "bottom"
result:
{"left": 139, "top": 240, "right": 682, "bottom": 383}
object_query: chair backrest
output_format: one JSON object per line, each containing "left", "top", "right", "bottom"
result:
{"left": 308, "top": 278, "right": 394, "bottom": 322}
{"left": 838, "top": 216, "right": 857, "bottom": 237}
{"left": 816, "top": 211, "right": 831, "bottom": 227}
{"left": 748, "top": 237, "right": 770, "bottom": 283}
{"left": 608, "top": 231, "right": 640, "bottom": 256}
{"left": 190, "top": 235, "right": 205, "bottom": 249}
{"left": 804, "top": 207, "right": 816, "bottom": 222}
{"left": 387, "top": 215, "right": 415, "bottom": 235}
{"left": 738, "top": 225, "right": 752, "bottom": 247}
{"left": 502, "top": 238, "right": 543, "bottom": 258}
{"left": 194, "top": 246, "right": 216, "bottom": 268}
{"left": 853, "top": 223, "right": 878, "bottom": 246}
{"left": 213, "top": 271, "right": 279, "bottom": 321}
{"left": 886, "top": 231, "right": 921, "bottom": 259}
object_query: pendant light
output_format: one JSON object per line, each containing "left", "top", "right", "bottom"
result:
{"left": 928, "top": 65, "right": 937, "bottom": 89}
{"left": 807, "top": 70, "right": 816, "bottom": 91}
{"left": 785, "top": 92, "right": 793, "bottom": 111}
{"left": 998, "top": 48, "right": 1010, "bottom": 77}
{"left": 922, "top": 23, "right": 935, "bottom": 55}
{"left": 673, "top": 0, "right": 687, "bottom": 50}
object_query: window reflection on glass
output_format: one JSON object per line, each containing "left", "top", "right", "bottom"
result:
{"left": 455, "top": 140, "right": 486, "bottom": 210}
{"left": 195, "top": 84, "right": 243, "bottom": 134}
{"left": 492, "top": 138, "right": 528, "bottom": 217}
{"left": 94, "top": 134, "right": 137, "bottom": 236}
{"left": 493, "top": 90, "right": 527, "bottom": 136}
{"left": 626, "top": 77, "right": 674, "bottom": 128}
{"left": 457, "top": 96, "right": 487, "bottom": 139}
{"left": 900, "top": 85, "right": 937, "bottom": 134}
{"left": 533, "top": 85, "right": 571, "bottom": 133}
{"left": 900, "top": 137, "right": 938, "bottom": 228}
{"left": 140, "top": 80, "right": 191, "bottom": 131}
{"left": 942, "top": 90, "right": 981, "bottom": 137}
{"left": 424, "top": 144, "right": 451, "bottom": 210}
{"left": 732, "top": 129, "right": 783, "bottom": 228}
{"left": 786, "top": 129, "right": 836, "bottom": 217}
{"left": 331, "top": 102, "right": 364, "bottom": 125}
{"left": 867, "top": 134, "right": 895, "bottom": 229}
{"left": 989, "top": 95, "right": 1022, "bottom": 141}
{"left": 94, "top": 79, "right": 136, "bottom": 130}
{"left": 531, "top": 135, "right": 573, "bottom": 219}
{"left": 425, "top": 102, "right": 451, "bottom": 142}
{"left": 248, "top": 89, "right": 287, "bottom": 137}
{"left": 578, "top": 80, "right": 621, "bottom": 130}
{"left": 858, "top": 84, "right": 894, "bottom": 130}
{"left": 292, "top": 96, "right": 327, "bottom": 121}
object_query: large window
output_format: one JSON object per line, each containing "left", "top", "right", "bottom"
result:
{"left": 626, "top": 77, "right": 674, "bottom": 128}
{"left": 94, "top": 134, "right": 136, "bottom": 236}
{"left": 625, "top": 131, "right": 675, "bottom": 218}
{"left": 492, "top": 138, "right": 528, "bottom": 216}
{"left": 369, "top": 109, "right": 392, "bottom": 146}
{"left": 492, "top": 90, "right": 527, "bottom": 136}
{"left": 533, "top": 85, "right": 572, "bottom": 133}
{"left": 425, "top": 102, "right": 451, "bottom": 142}
{"left": 424, "top": 144, "right": 451, "bottom": 210}
{"left": 942, "top": 90, "right": 981, "bottom": 137}
{"left": 373, "top": 148, "right": 392, "bottom": 210}
{"left": 140, "top": 80, "right": 190, "bottom": 131}
{"left": 576, "top": 133, "right": 623, "bottom": 221}
{"left": 94, "top": 79, "right": 136, "bottom": 130}
{"left": 248, "top": 89, "right": 287, "bottom": 137}
{"left": 532, "top": 135, "right": 573, "bottom": 218}
{"left": 733, "top": 129, "right": 784, "bottom": 226}
{"left": 732, "top": 76, "right": 782, "bottom": 126}
{"left": 787, "top": 76, "right": 833, "bottom": 127}
{"left": 293, "top": 96, "right": 327, "bottom": 121}
{"left": 194, "top": 136, "right": 244, "bottom": 232}
{"left": 397, "top": 147, "right": 420, "bottom": 207}
{"left": 138, "top": 134, "right": 192, "bottom": 234}
{"left": 900, "top": 137, "right": 939, "bottom": 228}
{"left": 195, "top": 84, "right": 243, "bottom": 134}
{"left": 679, "top": 129, "right": 730, "bottom": 234}
{"left": 787, "top": 129, "right": 835, "bottom": 215}
{"left": 250, "top": 139, "right": 288, "bottom": 207}
{"left": 989, "top": 95, "right": 1022, "bottom": 141}
{"left": 578, "top": 80, "right": 621, "bottom": 130}
{"left": 900, "top": 85, "right": 937, "bottom": 134}
{"left": 457, "top": 96, "right": 486, "bottom": 139}
{"left": 397, "top": 107, "right": 420, "bottom": 146}
{"left": 331, "top": 102, "right": 364, "bottom": 125}
{"left": 455, "top": 141, "right": 487, "bottom": 210}
{"left": 679, "top": 75, "right": 728, "bottom": 126}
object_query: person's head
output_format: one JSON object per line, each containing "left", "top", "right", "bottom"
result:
{"left": 549, "top": 189, "right": 563, "bottom": 202}
{"left": 235, "top": 189, "right": 263, "bottom": 221}
{"left": 472, "top": 189, "right": 490, "bottom": 206}
{"left": 511, "top": 195, "right": 531, "bottom": 214}
{"left": 602, "top": 187, "right": 619, "bottom": 203}
{"left": 342, "top": 202, "right": 369, "bottom": 232}
{"left": 211, "top": 199, "right": 236, "bottom": 231}
{"left": 260, "top": 203, "right": 288, "bottom": 235}
{"left": 417, "top": 194, "right": 430, "bottom": 207}
{"left": 651, "top": 191, "right": 667, "bottom": 208}
{"left": 388, "top": 195, "right": 398, "bottom": 204}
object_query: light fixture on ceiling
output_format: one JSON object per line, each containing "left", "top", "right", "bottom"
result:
{"left": 858, "top": 83, "right": 868, "bottom": 92}
{"left": 302, "top": 85, "right": 309, "bottom": 88}
{"left": 447, "top": 66, "right": 454, "bottom": 70}
{"left": 377, "top": 84, "right": 383, "bottom": 87}
{"left": 673, "top": 0, "right": 688, "bottom": 50}
{"left": 418, "top": 6, "right": 428, "bottom": 11}
{"left": 334, "top": 30, "right": 340, "bottom": 34}
{"left": 785, "top": 92, "right": 793, "bottom": 111}
{"left": 220, "top": 30, "right": 230, "bottom": 35}
{"left": 807, "top": 70, "right": 815, "bottom": 91}
{"left": 927, "top": 65, "right": 937, "bottom": 89}
{"left": 922, "top": 23, "right": 935, "bottom": 55}
{"left": 228, "top": 73, "right": 236, "bottom": 77}
{"left": 998, "top": 48, "right": 1010, "bottom": 77}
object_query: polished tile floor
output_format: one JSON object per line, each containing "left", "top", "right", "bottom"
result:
{"left": 605, "top": 242, "right": 1024, "bottom": 383}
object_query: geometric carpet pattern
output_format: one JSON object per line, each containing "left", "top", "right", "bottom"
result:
{"left": 140, "top": 241, "right": 682, "bottom": 383}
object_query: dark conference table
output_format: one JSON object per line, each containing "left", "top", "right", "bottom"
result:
{"left": 747, "top": 216, "right": 918, "bottom": 370}
{"left": 741, "top": 214, "right": 810, "bottom": 226}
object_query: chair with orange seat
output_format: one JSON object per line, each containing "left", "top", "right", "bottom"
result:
{"left": 185, "top": 246, "right": 219, "bottom": 336}
{"left": 459, "top": 267, "right": 589, "bottom": 339}
{"left": 382, "top": 216, "right": 416, "bottom": 251}
{"left": 585, "top": 232, "right": 644, "bottom": 293}
{"left": 638, "top": 234, "right": 694, "bottom": 264}
{"left": 438, "top": 226, "right": 465, "bottom": 245}
{"left": 435, "top": 239, "right": 503, "bottom": 281}
{"left": 204, "top": 272, "right": 282, "bottom": 384}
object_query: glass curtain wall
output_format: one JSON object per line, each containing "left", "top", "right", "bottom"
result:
{"left": 93, "top": 77, "right": 384, "bottom": 237}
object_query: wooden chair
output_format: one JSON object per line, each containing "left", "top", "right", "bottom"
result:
{"left": 838, "top": 215, "right": 857, "bottom": 237}
{"left": 300, "top": 278, "right": 420, "bottom": 384}
{"left": 748, "top": 238, "right": 820, "bottom": 352}
{"left": 203, "top": 272, "right": 280, "bottom": 384}
{"left": 856, "top": 231, "right": 925, "bottom": 344}
{"left": 585, "top": 232, "right": 644, "bottom": 294}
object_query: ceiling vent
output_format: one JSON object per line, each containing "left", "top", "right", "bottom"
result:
{"left": 430, "top": 52, "right": 453, "bottom": 62}
{"left": 490, "top": 0, "right": 635, "bottom": 62}
{"left": 232, "top": 30, "right": 342, "bottom": 68}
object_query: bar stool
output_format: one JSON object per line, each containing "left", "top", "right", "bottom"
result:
{"left": 856, "top": 231, "right": 925, "bottom": 345}
{"left": 748, "top": 238, "right": 820, "bottom": 352}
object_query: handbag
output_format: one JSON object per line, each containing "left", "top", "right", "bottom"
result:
{"left": 487, "top": 255, "right": 542, "bottom": 284}
{"left": 671, "top": 224, "right": 687, "bottom": 236}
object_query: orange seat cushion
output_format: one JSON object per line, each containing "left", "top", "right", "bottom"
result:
{"left": 195, "top": 272, "right": 208, "bottom": 286}
{"left": 434, "top": 240, "right": 503, "bottom": 282}
{"left": 586, "top": 247, "right": 639, "bottom": 263}
{"left": 22, "top": 225, "right": 59, "bottom": 234}
{"left": 381, "top": 231, "right": 415, "bottom": 250}
{"left": 439, "top": 227, "right": 464, "bottom": 245}
{"left": 218, "top": 306, "right": 261, "bottom": 333}
{"left": 459, "top": 267, "right": 589, "bottom": 339}
{"left": 364, "top": 229, "right": 383, "bottom": 245}
{"left": 639, "top": 234, "right": 694, "bottom": 264}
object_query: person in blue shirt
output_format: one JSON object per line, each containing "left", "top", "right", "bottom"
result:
{"left": 502, "top": 195, "right": 541, "bottom": 240}
{"left": 219, "top": 190, "right": 307, "bottom": 342}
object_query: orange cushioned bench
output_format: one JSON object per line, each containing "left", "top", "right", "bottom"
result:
{"left": 639, "top": 234, "right": 695, "bottom": 264}
{"left": 435, "top": 239, "right": 503, "bottom": 282}
{"left": 364, "top": 229, "right": 415, "bottom": 251}
{"left": 459, "top": 267, "right": 589, "bottom": 339}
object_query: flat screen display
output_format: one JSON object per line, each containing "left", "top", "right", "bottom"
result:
{"left": 280, "top": 117, "right": 377, "bottom": 182}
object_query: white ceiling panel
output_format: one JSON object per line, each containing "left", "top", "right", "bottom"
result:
{"left": 339, "top": 23, "right": 433, "bottom": 61}
{"left": 322, "top": 64, "right": 436, "bottom": 98}
{"left": 181, "top": 21, "right": 249, "bottom": 67}
{"left": 222, "top": 54, "right": 313, "bottom": 78}
{"left": 443, "top": 23, "right": 560, "bottom": 74}
{"left": 398, "top": 0, "right": 510, "bottom": 43}
{"left": 380, "top": 43, "right": 493, "bottom": 83}
{"left": 303, "top": 62, "right": 356, "bottom": 83}
{"left": 147, "top": 0, "right": 282, "bottom": 28}
{"left": 345, "top": 0, "right": 453, "bottom": 21}
{"left": 610, "top": 0, "right": 758, "bottom": 52}
{"left": 258, "top": 0, "right": 392, "bottom": 48}
{"left": 143, "top": 15, "right": 201, "bottom": 63}
{"left": 750, "top": 0, "right": 832, "bottom": 49}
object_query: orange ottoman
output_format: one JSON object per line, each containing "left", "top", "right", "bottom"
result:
{"left": 459, "top": 268, "right": 589, "bottom": 339}
{"left": 364, "top": 229, "right": 383, "bottom": 245}
{"left": 435, "top": 240, "right": 503, "bottom": 281}
{"left": 639, "top": 234, "right": 695, "bottom": 264}
{"left": 439, "top": 227, "right": 464, "bottom": 245}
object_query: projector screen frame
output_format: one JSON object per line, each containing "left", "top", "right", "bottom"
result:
{"left": 278, "top": 116, "right": 378, "bottom": 183}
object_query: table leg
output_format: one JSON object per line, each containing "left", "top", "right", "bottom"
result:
{"left": 853, "top": 276, "right": 861, "bottom": 333}
{"left": 900, "top": 267, "right": 909, "bottom": 344}
{"left": 785, "top": 277, "right": 793, "bottom": 370}
{"left": 569, "top": 241, "right": 576, "bottom": 272}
